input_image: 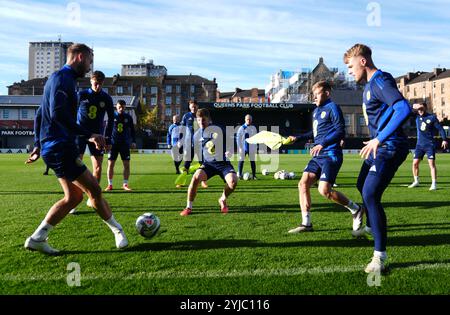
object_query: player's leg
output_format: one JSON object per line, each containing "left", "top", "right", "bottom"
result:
{"left": 409, "top": 148, "right": 423, "bottom": 187}
{"left": 428, "top": 158, "right": 437, "bottom": 190}
{"left": 90, "top": 155, "right": 104, "bottom": 183}
{"left": 362, "top": 148, "right": 408, "bottom": 273}
{"left": 120, "top": 146, "right": 132, "bottom": 190}
{"left": 288, "top": 171, "right": 317, "bottom": 233}
{"left": 317, "top": 156, "right": 364, "bottom": 231}
{"left": 353, "top": 161, "right": 372, "bottom": 237}
{"left": 181, "top": 169, "right": 208, "bottom": 216}
{"left": 218, "top": 170, "right": 238, "bottom": 214}
{"left": 105, "top": 146, "right": 119, "bottom": 191}
{"left": 73, "top": 170, "right": 128, "bottom": 248}
{"left": 249, "top": 151, "right": 257, "bottom": 179}
{"left": 237, "top": 151, "right": 245, "bottom": 179}
{"left": 25, "top": 178, "right": 84, "bottom": 254}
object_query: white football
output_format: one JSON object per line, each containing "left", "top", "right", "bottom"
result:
{"left": 262, "top": 169, "right": 269, "bottom": 176}
{"left": 279, "top": 171, "right": 287, "bottom": 180}
{"left": 274, "top": 171, "right": 280, "bottom": 180}
{"left": 243, "top": 172, "right": 251, "bottom": 180}
{"left": 135, "top": 213, "right": 161, "bottom": 239}
{"left": 288, "top": 172, "right": 296, "bottom": 179}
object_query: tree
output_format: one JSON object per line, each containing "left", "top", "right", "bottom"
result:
{"left": 137, "top": 101, "right": 164, "bottom": 132}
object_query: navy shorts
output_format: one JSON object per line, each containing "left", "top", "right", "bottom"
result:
{"left": 200, "top": 161, "right": 236, "bottom": 181}
{"left": 76, "top": 137, "right": 104, "bottom": 156}
{"left": 414, "top": 145, "right": 435, "bottom": 160}
{"left": 304, "top": 154, "right": 343, "bottom": 184}
{"left": 108, "top": 144, "right": 130, "bottom": 161}
{"left": 41, "top": 142, "right": 87, "bottom": 181}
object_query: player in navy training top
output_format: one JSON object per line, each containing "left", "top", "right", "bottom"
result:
{"left": 236, "top": 114, "right": 258, "bottom": 179}
{"left": 286, "top": 81, "right": 364, "bottom": 234}
{"left": 408, "top": 102, "right": 448, "bottom": 190}
{"left": 344, "top": 44, "right": 412, "bottom": 273}
{"left": 76, "top": 70, "right": 114, "bottom": 183}
{"left": 180, "top": 108, "right": 237, "bottom": 216}
{"left": 70, "top": 70, "right": 114, "bottom": 212}
{"left": 25, "top": 44, "right": 128, "bottom": 254}
{"left": 105, "top": 100, "right": 136, "bottom": 191}
{"left": 178, "top": 99, "right": 207, "bottom": 188}
{"left": 167, "top": 114, "right": 183, "bottom": 174}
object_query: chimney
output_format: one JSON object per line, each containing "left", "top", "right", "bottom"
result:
{"left": 251, "top": 88, "right": 258, "bottom": 100}
{"left": 433, "top": 68, "right": 444, "bottom": 76}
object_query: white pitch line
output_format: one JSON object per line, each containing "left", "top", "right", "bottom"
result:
{"left": 1, "top": 263, "right": 449, "bottom": 282}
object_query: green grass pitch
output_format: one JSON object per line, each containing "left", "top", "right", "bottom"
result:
{"left": 0, "top": 153, "right": 449, "bottom": 295}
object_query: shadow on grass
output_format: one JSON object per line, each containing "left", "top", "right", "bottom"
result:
{"left": 60, "top": 233, "right": 450, "bottom": 255}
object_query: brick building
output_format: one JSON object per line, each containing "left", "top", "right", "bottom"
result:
{"left": 216, "top": 88, "right": 266, "bottom": 103}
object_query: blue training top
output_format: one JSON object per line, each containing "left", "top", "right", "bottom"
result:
{"left": 415, "top": 112, "right": 447, "bottom": 147}
{"left": 363, "top": 69, "right": 411, "bottom": 147}
{"left": 111, "top": 112, "right": 136, "bottom": 146}
{"left": 77, "top": 88, "right": 114, "bottom": 143}
{"left": 34, "top": 64, "right": 92, "bottom": 149}
{"left": 295, "top": 99, "right": 345, "bottom": 156}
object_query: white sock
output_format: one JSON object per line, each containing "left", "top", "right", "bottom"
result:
{"left": 365, "top": 226, "right": 372, "bottom": 234}
{"left": 431, "top": 180, "right": 436, "bottom": 186}
{"left": 302, "top": 212, "right": 311, "bottom": 226}
{"left": 123, "top": 180, "right": 128, "bottom": 185}
{"left": 108, "top": 179, "right": 113, "bottom": 185}
{"left": 104, "top": 215, "right": 123, "bottom": 234}
{"left": 220, "top": 193, "right": 226, "bottom": 201}
{"left": 346, "top": 200, "right": 360, "bottom": 215}
{"left": 187, "top": 200, "right": 193, "bottom": 209}
{"left": 414, "top": 176, "right": 419, "bottom": 183}
{"left": 31, "top": 221, "right": 53, "bottom": 241}
{"left": 374, "top": 250, "right": 387, "bottom": 261}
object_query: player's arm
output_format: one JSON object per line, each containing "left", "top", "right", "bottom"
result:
{"left": 104, "top": 96, "right": 115, "bottom": 146}
{"left": 167, "top": 125, "right": 173, "bottom": 147}
{"left": 51, "top": 84, "right": 104, "bottom": 149}
{"left": 129, "top": 115, "right": 137, "bottom": 149}
{"left": 433, "top": 116, "right": 448, "bottom": 149}
{"left": 287, "top": 131, "right": 313, "bottom": 143}
{"left": 312, "top": 105, "right": 345, "bottom": 156}
{"left": 26, "top": 105, "right": 42, "bottom": 164}
{"left": 361, "top": 77, "right": 411, "bottom": 159}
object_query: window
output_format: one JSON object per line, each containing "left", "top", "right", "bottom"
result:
{"left": 344, "top": 114, "right": 351, "bottom": 126}
{"left": 165, "top": 107, "right": 172, "bottom": 117}
{"left": 359, "top": 115, "right": 366, "bottom": 126}
{"left": 2, "top": 109, "right": 9, "bottom": 119}
{"left": 21, "top": 109, "right": 28, "bottom": 119}
{"left": 190, "top": 85, "right": 195, "bottom": 94}
{"left": 176, "top": 96, "right": 181, "bottom": 105}
{"left": 176, "top": 85, "right": 181, "bottom": 93}
{"left": 422, "top": 82, "right": 426, "bottom": 89}
{"left": 406, "top": 86, "right": 410, "bottom": 93}
{"left": 117, "top": 86, "right": 123, "bottom": 94}
{"left": 151, "top": 97, "right": 157, "bottom": 105}
{"left": 143, "top": 86, "right": 147, "bottom": 94}
{"left": 142, "top": 97, "right": 147, "bottom": 105}
{"left": 414, "top": 88, "right": 417, "bottom": 97}
{"left": 165, "top": 85, "right": 172, "bottom": 93}
{"left": 165, "top": 96, "right": 172, "bottom": 105}
{"left": 442, "top": 98, "right": 445, "bottom": 106}
{"left": 176, "top": 106, "right": 181, "bottom": 116}
{"left": 151, "top": 86, "right": 158, "bottom": 94}
{"left": 441, "top": 83, "right": 445, "bottom": 94}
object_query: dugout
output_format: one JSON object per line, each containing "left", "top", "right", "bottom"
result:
{"left": 198, "top": 102, "right": 315, "bottom": 150}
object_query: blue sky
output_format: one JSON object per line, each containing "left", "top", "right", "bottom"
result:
{"left": 1, "top": 0, "right": 450, "bottom": 95}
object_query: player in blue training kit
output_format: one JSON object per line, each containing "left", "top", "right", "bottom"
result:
{"left": 71, "top": 70, "right": 114, "bottom": 212}
{"left": 286, "top": 81, "right": 364, "bottom": 234}
{"left": 236, "top": 114, "right": 258, "bottom": 180}
{"left": 179, "top": 99, "right": 207, "bottom": 188}
{"left": 408, "top": 102, "right": 448, "bottom": 190}
{"left": 167, "top": 114, "right": 183, "bottom": 174}
{"left": 344, "top": 44, "right": 412, "bottom": 273}
{"left": 105, "top": 100, "right": 136, "bottom": 191}
{"left": 180, "top": 108, "right": 238, "bottom": 216}
{"left": 25, "top": 44, "right": 128, "bottom": 254}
